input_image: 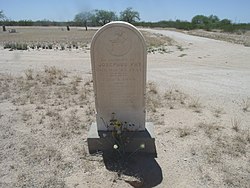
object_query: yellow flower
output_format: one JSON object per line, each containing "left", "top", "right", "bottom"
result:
{"left": 140, "top": 143, "right": 145, "bottom": 149}
{"left": 114, "top": 120, "right": 122, "bottom": 128}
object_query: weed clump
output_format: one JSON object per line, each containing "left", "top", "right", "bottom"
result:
{"left": 4, "top": 42, "right": 28, "bottom": 50}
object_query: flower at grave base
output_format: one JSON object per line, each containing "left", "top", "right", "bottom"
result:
{"left": 140, "top": 143, "right": 145, "bottom": 149}
{"left": 113, "top": 144, "right": 118, "bottom": 149}
{"left": 114, "top": 120, "right": 122, "bottom": 128}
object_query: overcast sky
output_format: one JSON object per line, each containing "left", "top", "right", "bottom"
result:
{"left": 1, "top": 0, "right": 250, "bottom": 23}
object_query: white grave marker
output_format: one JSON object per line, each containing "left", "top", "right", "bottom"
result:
{"left": 91, "top": 21, "right": 147, "bottom": 131}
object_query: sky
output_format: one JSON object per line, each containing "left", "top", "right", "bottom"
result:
{"left": 1, "top": 0, "right": 250, "bottom": 23}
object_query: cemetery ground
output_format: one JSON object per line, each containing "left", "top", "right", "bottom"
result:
{"left": 0, "top": 27, "right": 250, "bottom": 187}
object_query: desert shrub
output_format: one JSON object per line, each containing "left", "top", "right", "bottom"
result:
{"left": 4, "top": 43, "right": 28, "bottom": 50}
{"left": 188, "top": 97, "right": 202, "bottom": 113}
{"left": 242, "top": 98, "right": 250, "bottom": 112}
{"left": 146, "top": 82, "right": 162, "bottom": 112}
{"left": 48, "top": 44, "right": 53, "bottom": 49}
{"left": 231, "top": 117, "right": 242, "bottom": 132}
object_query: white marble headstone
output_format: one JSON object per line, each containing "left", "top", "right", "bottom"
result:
{"left": 91, "top": 21, "right": 147, "bottom": 131}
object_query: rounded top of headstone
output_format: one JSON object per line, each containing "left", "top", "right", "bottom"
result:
{"left": 91, "top": 21, "right": 146, "bottom": 54}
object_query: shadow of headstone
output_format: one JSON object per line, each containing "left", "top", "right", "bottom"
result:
{"left": 103, "top": 152, "right": 163, "bottom": 188}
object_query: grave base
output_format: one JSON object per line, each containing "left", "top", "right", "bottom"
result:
{"left": 87, "top": 122, "right": 157, "bottom": 157}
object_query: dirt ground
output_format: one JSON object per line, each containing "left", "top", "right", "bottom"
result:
{"left": 0, "top": 27, "right": 249, "bottom": 188}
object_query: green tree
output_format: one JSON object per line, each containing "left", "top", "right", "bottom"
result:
{"left": 208, "top": 15, "right": 220, "bottom": 23}
{"left": 0, "top": 10, "right": 7, "bottom": 31}
{"left": 220, "top": 19, "right": 231, "bottom": 25}
{"left": 191, "top": 15, "right": 209, "bottom": 25}
{"left": 120, "top": 7, "right": 140, "bottom": 23}
{"left": 0, "top": 10, "right": 6, "bottom": 20}
{"left": 74, "top": 11, "right": 93, "bottom": 30}
{"left": 219, "top": 19, "right": 233, "bottom": 32}
{"left": 94, "top": 10, "right": 117, "bottom": 25}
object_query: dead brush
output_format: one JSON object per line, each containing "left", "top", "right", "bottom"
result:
{"left": 22, "top": 111, "right": 32, "bottom": 122}
{"left": 198, "top": 122, "right": 222, "bottom": 138}
{"left": 231, "top": 116, "right": 241, "bottom": 132}
{"left": 24, "top": 69, "right": 34, "bottom": 80}
{"left": 147, "top": 81, "right": 158, "bottom": 94}
{"left": 146, "top": 82, "right": 162, "bottom": 112}
{"left": 221, "top": 135, "right": 247, "bottom": 157}
{"left": 242, "top": 98, "right": 250, "bottom": 112}
{"left": 79, "top": 87, "right": 88, "bottom": 103}
{"left": 179, "top": 127, "right": 191, "bottom": 138}
{"left": 213, "top": 107, "right": 224, "bottom": 118}
{"left": 188, "top": 97, "right": 202, "bottom": 113}
{"left": 146, "top": 91, "right": 162, "bottom": 113}
{"left": 70, "top": 76, "right": 82, "bottom": 95}
{"left": 204, "top": 145, "right": 222, "bottom": 164}
{"left": 141, "top": 31, "right": 175, "bottom": 51}
{"left": 43, "top": 66, "right": 66, "bottom": 85}
{"left": 164, "top": 87, "right": 187, "bottom": 109}
{"left": 46, "top": 108, "right": 60, "bottom": 118}
{"left": 68, "top": 110, "right": 82, "bottom": 134}
{"left": 0, "top": 74, "right": 15, "bottom": 100}
{"left": 85, "top": 104, "right": 95, "bottom": 116}
{"left": 246, "top": 129, "right": 250, "bottom": 143}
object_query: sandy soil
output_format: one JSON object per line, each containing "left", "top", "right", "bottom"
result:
{"left": 0, "top": 28, "right": 249, "bottom": 188}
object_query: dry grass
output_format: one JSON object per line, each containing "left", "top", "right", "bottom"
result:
{"left": 0, "top": 27, "right": 176, "bottom": 53}
{"left": 0, "top": 26, "right": 96, "bottom": 45}
{"left": 188, "top": 97, "right": 202, "bottom": 113}
{"left": 178, "top": 127, "right": 191, "bottom": 138}
{"left": 141, "top": 31, "right": 175, "bottom": 54}
{"left": 242, "top": 98, "right": 250, "bottom": 112}
{"left": 164, "top": 87, "right": 187, "bottom": 109}
{"left": 146, "top": 81, "right": 162, "bottom": 113}
{"left": 1, "top": 71, "right": 249, "bottom": 187}
{"left": 178, "top": 53, "right": 187, "bottom": 57}
{"left": 198, "top": 124, "right": 250, "bottom": 187}
{"left": 231, "top": 116, "right": 242, "bottom": 132}
{"left": 213, "top": 107, "right": 224, "bottom": 118}
{"left": 198, "top": 122, "right": 222, "bottom": 139}
{"left": 141, "top": 31, "right": 175, "bottom": 47}
{"left": 188, "top": 29, "right": 250, "bottom": 46}
{"left": 0, "top": 67, "right": 97, "bottom": 187}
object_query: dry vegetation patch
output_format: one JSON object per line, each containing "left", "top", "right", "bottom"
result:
{"left": 141, "top": 30, "right": 176, "bottom": 54}
{"left": 0, "top": 67, "right": 97, "bottom": 187}
{"left": 188, "top": 29, "right": 250, "bottom": 47}
{"left": 0, "top": 27, "right": 95, "bottom": 51}
{"left": 0, "top": 27, "right": 177, "bottom": 53}
{"left": 0, "top": 68, "right": 249, "bottom": 187}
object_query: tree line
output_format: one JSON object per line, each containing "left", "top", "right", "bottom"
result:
{"left": 1, "top": 8, "right": 249, "bottom": 33}
{"left": 0, "top": 8, "right": 140, "bottom": 29}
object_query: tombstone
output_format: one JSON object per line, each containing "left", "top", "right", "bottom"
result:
{"left": 2, "top": 25, "right": 6, "bottom": 32}
{"left": 66, "top": 25, "right": 70, "bottom": 31}
{"left": 87, "top": 21, "right": 156, "bottom": 156}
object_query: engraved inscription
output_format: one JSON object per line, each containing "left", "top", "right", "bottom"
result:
{"left": 105, "top": 28, "right": 132, "bottom": 56}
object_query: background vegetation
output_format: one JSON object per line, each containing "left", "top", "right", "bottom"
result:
{"left": 1, "top": 8, "right": 250, "bottom": 33}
